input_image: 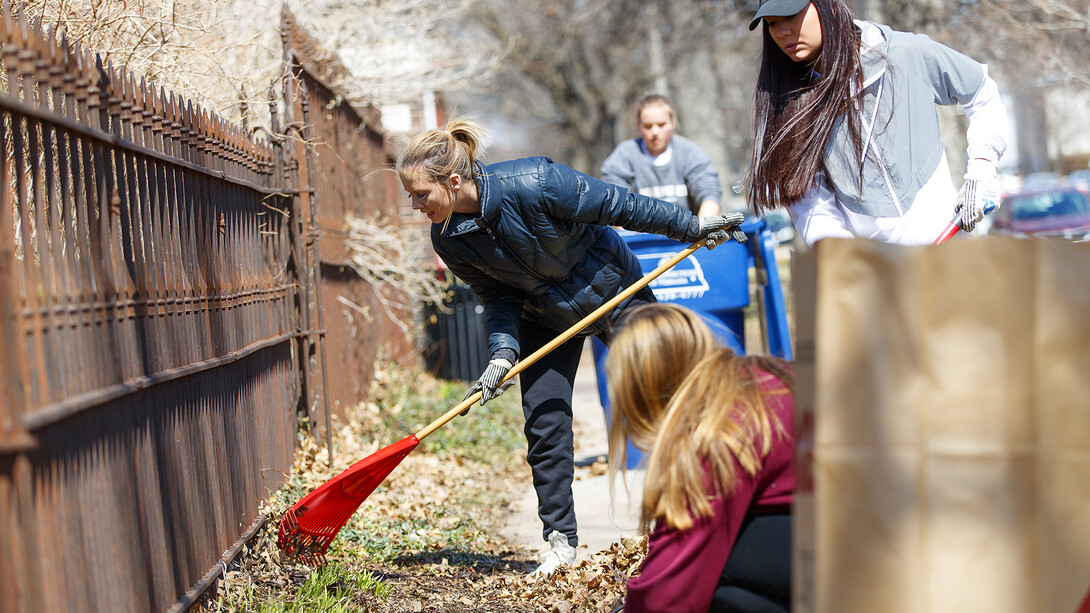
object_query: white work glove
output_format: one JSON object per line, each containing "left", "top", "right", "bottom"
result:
{"left": 463, "top": 349, "right": 517, "bottom": 412}
{"left": 954, "top": 159, "right": 1001, "bottom": 233}
{"left": 684, "top": 211, "right": 747, "bottom": 246}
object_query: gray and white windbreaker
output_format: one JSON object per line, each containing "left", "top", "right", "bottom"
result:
{"left": 788, "top": 20, "right": 1009, "bottom": 246}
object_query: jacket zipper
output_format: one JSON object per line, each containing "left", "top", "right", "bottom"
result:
{"left": 482, "top": 225, "right": 541, "bottom": 285}
{"left": 858, "top": 73, "right": 904, "bottom": 217}
{"left": 482, "top": 224, "right": 596, "bottom": 323}
{"left": 873, "top": 147, "right": 905, "bottom": 217}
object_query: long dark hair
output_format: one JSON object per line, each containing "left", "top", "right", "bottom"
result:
{"left": 748, "top": 0, "right": 864, "bottom": 214}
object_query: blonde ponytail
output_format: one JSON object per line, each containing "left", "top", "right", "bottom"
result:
{"left": 395, "top": 117, "right": 488, "bottom": 188}
{"left": 446, "top": 118, "right": 485, "bottom": 164}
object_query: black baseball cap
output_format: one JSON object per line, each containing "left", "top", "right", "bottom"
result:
{"left": 749, "top": 0, "right": 811, "bottom": 30}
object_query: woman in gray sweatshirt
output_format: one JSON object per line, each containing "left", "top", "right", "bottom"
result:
{"left": 602, "top": 95, "right": 724, "bottom": 217}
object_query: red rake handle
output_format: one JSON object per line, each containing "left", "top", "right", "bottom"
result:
{"left": 933, "top": 220, "right": 962, "bottom": 244}
{"left": 413, "top": 238, "right": 708, "bottom": 441}
{"left": 935, "top": 199, "right": 997, "bottom": 244}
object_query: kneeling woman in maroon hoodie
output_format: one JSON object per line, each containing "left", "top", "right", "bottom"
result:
{"left": 606, "top": 304, "right": 795, "bottom": 613}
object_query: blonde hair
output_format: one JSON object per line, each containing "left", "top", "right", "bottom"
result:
{"left": 605, "top": 304, "right": 719, "bottom": 461}
{"left": 395, "top": 117, "right": 487, "bottom": 189}
{"left": 605, "top": 304, "right": 793, "bottom": 532}
{"left": 635, "top": 94, "right": 677, "bottom": 125}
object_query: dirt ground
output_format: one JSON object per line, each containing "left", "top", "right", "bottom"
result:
{"left": 199, "top": 365, "right": 646, "bottom": 613}
{"left": 203, "top": 457, "right": 644, "bottom": 613}
{"left": 352, "top": 533, "right": 645, "bottom": 613}
{"left": 346, "top": 460, "right": 645, "bottom": 613}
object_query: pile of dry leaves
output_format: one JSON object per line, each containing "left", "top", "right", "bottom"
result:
{"left": 199, "top": 363, "right": 649, "bottom": 612}
{"left": 489, "top": 537, "right": 649, "bottom": 613}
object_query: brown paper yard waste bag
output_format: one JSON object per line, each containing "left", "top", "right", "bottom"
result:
{"left": 792, "top": 237, "right": 1090, "bottom": 613}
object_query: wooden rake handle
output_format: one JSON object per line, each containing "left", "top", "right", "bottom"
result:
{"left": 414, "top": 239, "right": 707, "bottom": 440}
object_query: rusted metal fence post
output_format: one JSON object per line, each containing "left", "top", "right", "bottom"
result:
{"left": 279, "top": 16, "right": 332, "bottom": 457}
{"left": 296, "top": 78, "right": 334, "bottom": 464}
{"left": 0, "top": 39, "right": 40, "bottom": 609}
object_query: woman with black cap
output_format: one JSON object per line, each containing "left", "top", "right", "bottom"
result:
{"left": 746, "top": 0, "right": 1010, "bottom": 246}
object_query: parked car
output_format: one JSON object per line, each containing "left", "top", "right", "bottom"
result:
{"left": 990, "top": 185, "right": 1090, "bottom": 241}
{"left": 1067, "top": 169, "right": 1090, "bottom": 194}
{"left": 763, "top": 210, "right": 797, "bottom": 246}
{"left": 1021, "top": 171, "right": 1063, "bottom": 189}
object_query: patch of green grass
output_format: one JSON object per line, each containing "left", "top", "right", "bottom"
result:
{"left": 421, "top": 396, "right": 526, "bottom": 465}
{"left": 210, "top": 564, "right": 388, "bottom": 613}
{"left": 329, "top": 502, "right": 498, "bottom": 566}
{"left": 287, "top": 564, "right": 389, "bottom": 611}
{"left": 369, "top": 369, "right": 526, "bottom": 468}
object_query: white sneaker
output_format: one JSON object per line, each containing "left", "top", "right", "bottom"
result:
{"left": 529, "top": 530, "right": 577, "bottom": 578}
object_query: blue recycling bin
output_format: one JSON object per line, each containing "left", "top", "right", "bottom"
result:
{"left": 593, "top": 217, "right": 793, "bottom": 468}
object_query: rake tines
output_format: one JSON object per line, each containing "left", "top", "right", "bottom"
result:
{"left": 277, "top": 505, "right": 327, "bottom": 566}
{"left": 276, "top": 434, "right": 421, "bottom": 563}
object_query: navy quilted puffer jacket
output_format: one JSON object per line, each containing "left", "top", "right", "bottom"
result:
{"left": 432, "top": 156, "right": 694, "bottom": 358}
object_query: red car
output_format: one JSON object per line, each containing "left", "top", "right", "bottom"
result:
{"left": 991, "top": 185, "right": 1090, "bottom": 242}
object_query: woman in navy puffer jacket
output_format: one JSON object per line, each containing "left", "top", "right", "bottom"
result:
{"left": 396, "top": 118, "right": 745, "bottom": 577}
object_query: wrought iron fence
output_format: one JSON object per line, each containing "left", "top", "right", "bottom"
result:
{"left": 0, "top": 6, "right": 408, "bottom": 612}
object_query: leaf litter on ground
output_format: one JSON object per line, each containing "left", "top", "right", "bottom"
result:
{"left": 198, "top": 360, "right": 647, "bottom": 612}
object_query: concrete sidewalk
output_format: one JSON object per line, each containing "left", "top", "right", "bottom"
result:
{"left": 500, "top": 342, "right": 645, "bottom": 558}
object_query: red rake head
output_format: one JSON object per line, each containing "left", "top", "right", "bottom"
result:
{"left": 277, "top": 434, "right": 420, "bottom": 564}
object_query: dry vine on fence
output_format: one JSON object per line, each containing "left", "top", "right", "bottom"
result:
{"left": 342, "top": 214, "right": 450, "bottom": 333}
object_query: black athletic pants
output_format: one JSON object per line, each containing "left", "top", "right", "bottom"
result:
{"left": 517, "top": 287, "right": 655, "bottom": 547}
{"left": 710, "top": 512, "right": 792, "bottom": 612}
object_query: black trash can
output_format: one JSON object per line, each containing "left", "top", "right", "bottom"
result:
{"left": 423, "top": 276, "right": 489, "bottom": 382}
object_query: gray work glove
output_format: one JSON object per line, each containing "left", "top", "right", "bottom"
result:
{"left": 954, "top": 159, "right": 1001, "bottom": 233}
{"left": 683, "top": 211, "right": 747, "bottom": 246}
{"left": 462, "top": 349, "right": 517, "bottom": 413}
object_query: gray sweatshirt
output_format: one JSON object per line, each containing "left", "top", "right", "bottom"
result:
{"left": 601, "top": 134, "right": 723, "bottom": 214}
